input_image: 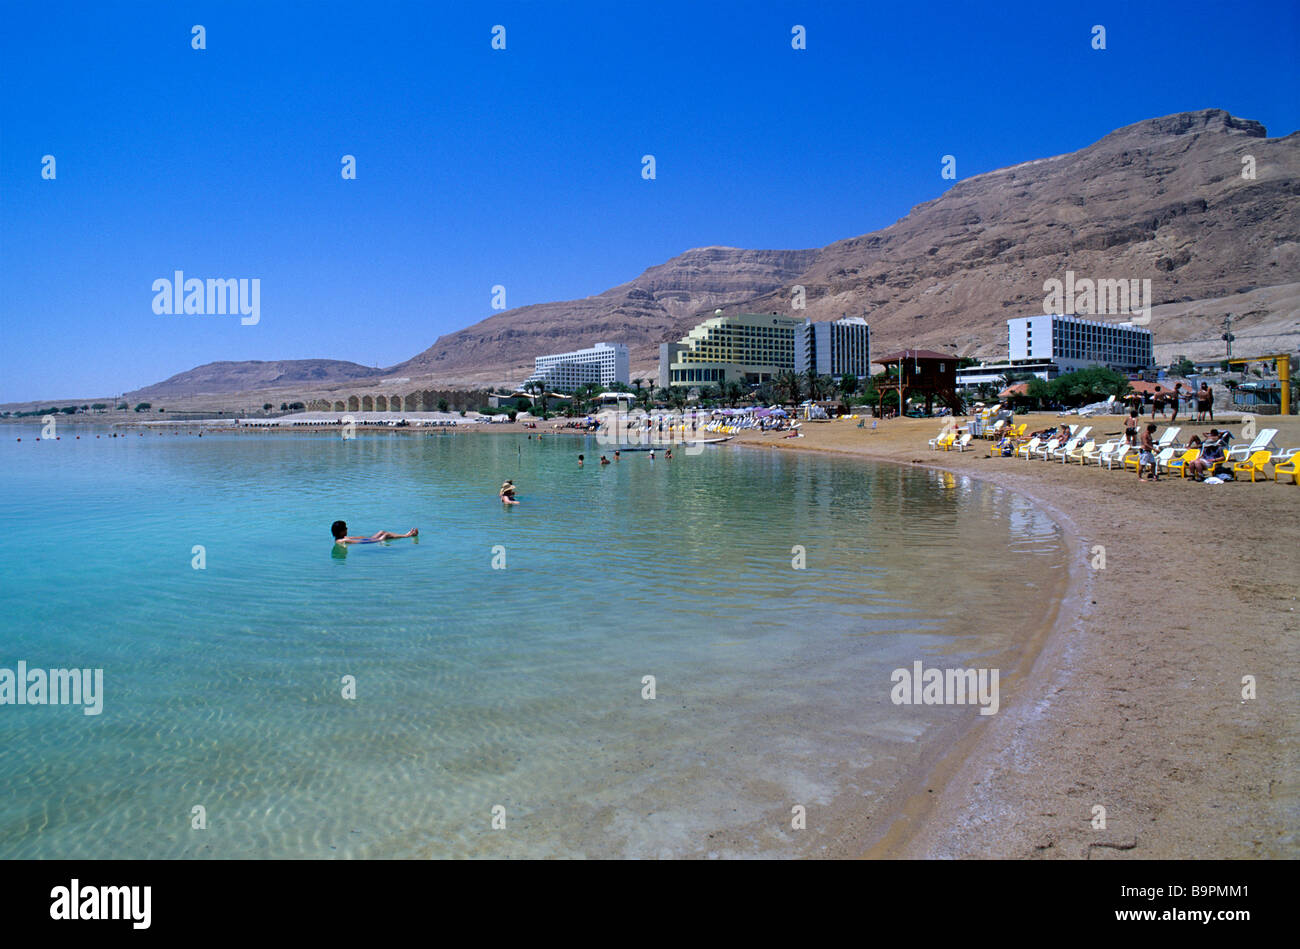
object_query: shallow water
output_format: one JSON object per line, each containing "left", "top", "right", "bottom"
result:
{"left": 0, "top": 427, "right": 1066, "bottom": 858}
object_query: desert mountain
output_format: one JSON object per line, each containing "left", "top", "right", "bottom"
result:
{"left": 387, "top": 247, "right": 821, "bottom": 386}
{"left": 122, "top": 109, "right": 1299, "bottom": 403}
{"left": 733, "top": 109, "right": 1299, "bottom": 363}
{"left": 124, "top": 359, "right": 379, "bottom": 401}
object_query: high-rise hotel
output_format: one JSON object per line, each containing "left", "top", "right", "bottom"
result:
{"left": 526, "top": 342, "right": 629, "bottom": 393}
{"left": 659, "top": 313, "right": 870, "bottom": 389}
{"left": 1008, "top": 314, "right": 1154, "bottom": 372}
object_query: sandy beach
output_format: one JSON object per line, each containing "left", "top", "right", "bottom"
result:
{"left": 729, "top": 412, "right": 1299, "bottom": 859}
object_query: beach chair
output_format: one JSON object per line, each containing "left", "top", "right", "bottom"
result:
{"left": 1272, "top": 451, "right": 1299, "bottom": 484}
{"left": 1125, "top": 446, "right": 1174, "bottom": 473}
{"left": 1231, "top": 449, "right": 1272, "bottom": 483}
{"left": 1154, "top": 427, "right": 1181, "bottom": 452}
{"left": 948, "top": 433, "right": 973, "bottom": 452}
{"left": 1066, "top": 439, "right": 1098, "bottom": 465}
{"left": 1090, "top": 441, "right": 1122, "bottom": 467}
{"left": 1225, "top": 428, "right": 1277, "bottom": 463}
{"left": 988, "top": 434, "right": 1015, "bottom": 457}
{"left": 1049, "top": 435, "right": 1084, "bottom": 462}
{"left": 929, "top": 429, "right": 955, "bottom": 450}
{"left": 1104, "top": 444, "right": 1133, "bottom": 470}
{"left": 1033, "top": 436, "right": 1062, "bottom": 461}
{"left": 1015, "top": 437, "right": 1041, "bottom": 460}
{"left": 1165, "top": 448, "right": 1200, "bottom": 478}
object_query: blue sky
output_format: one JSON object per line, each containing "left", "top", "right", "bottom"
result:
{"left": 2, "top": 0, "right": 1297, "bottom": 402}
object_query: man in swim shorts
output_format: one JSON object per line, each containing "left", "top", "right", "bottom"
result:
{"left": 331, "top": 521, "right": 418, "bottom": 544}
{"left": 1137, "top": 423, "right": 1159, "bottom": 482}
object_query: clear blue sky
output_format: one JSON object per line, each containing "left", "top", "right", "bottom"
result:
{"left": 2, "top": 0, "right": 1297, "bottom": 402}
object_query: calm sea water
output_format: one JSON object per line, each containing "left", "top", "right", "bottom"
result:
{"left": 0, "top": 426, "right": 1066, "bottom": 858}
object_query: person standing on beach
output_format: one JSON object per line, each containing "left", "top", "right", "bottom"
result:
{"left": 1138, "top": 423, "right": 1159, "bottom": 482}
{"left": 1171, "top": 383, "right": 1182, "bottom": 422}
{"left": 1125, "top": 408, "right": 1139, "bottom": 446}
{"left": 1197, "top": 382, "right": 1214, "bottom": 422}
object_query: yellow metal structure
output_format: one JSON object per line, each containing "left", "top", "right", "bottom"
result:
{"left": 1225, "top": 353, "right": 1293, "bottom": 415}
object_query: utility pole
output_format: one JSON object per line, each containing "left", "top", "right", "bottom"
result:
{"left": 1221, "top": 313, "right": 1235, "bottom": 360}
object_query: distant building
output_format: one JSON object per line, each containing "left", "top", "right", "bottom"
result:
{"left": 662, "top": 313, "right": 870, "bottom": 388}
{"left": 1008, "top": 314, "right": 1153, "bottom": 372}
{"left": 956, "top": 360, "right": 1059, "bottom": 392}
{"left": 526, "top": 342, "right": 629, "bottom": 393}
{"left": 663, "top": 312, "right": 804, "bottom": 387}
{"left": 658, "top": 342, "right": 687, "bottom": 390}
{"left": 800, "top": 316, "right": 871, "bottom": 379}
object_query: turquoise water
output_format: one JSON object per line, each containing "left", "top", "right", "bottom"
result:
{"left": 0, "top": 426, "right": 1066, "bottom": 858}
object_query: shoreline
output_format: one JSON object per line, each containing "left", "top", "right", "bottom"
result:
{"left": 13, "top": 412, "right": 1295, "bottom": 858}
{"left": 736, "top": 414, "right": 1298, "bottom": 859}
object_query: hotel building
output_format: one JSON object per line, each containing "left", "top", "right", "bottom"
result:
{"left": 1008, "top": 314, "right": 1154, "bottom": 372}
{"left": 526, "top": 342, "right": 629, "bottom": 393}
{"left": 661, "top": 313, "right": 870, "bottom": 388}
{"left": 802, "top": 316, "right": 871, "bottom": 379}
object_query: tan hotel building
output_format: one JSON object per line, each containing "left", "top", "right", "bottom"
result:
{"left": 659, "top": 313, "right": 805, "bottom": 388}
{"left": 659, "top": 312, "right": 870, "bottom": 388}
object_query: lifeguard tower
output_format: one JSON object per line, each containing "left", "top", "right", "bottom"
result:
{"left": 875, "top": 350, "right": 965, "bottom": 416}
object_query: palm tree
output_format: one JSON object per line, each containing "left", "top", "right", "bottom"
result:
{"left": 775, "top": 370, "right": 802, "bottom": 404}
{"left": 523, "top": 380, "right": 549, "bottom": 418}
{"left": 722, "top": 380, "right": 744, "bottom": 407}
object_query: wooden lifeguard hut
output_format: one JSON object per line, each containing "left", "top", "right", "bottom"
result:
{"left": 875, "top": 350, "right": 964, "bottom": 416}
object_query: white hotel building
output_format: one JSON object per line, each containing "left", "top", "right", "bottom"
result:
{"left": 526, "top": 342, "right": 629, "bottom": 393}
{"left": 1008, "top": 314, "right": 1154, "bottom": 372}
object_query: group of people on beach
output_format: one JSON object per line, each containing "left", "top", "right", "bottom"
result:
{"left": 1135, "top": 381, "right": 1215, "bottom": 423}
{"left": 1135, "top": 425, "right": 1230, "bottom": 482}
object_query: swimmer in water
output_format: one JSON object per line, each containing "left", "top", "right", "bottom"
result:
{"left": 599, "top": 455, "right": 610, "bottom": 465}
{"left": 500, "top": 480, "right": 519, "bottom": 505}
{"left": 578, "top": 454, "right": 584, "bottom": 467}
{"left": 331, "top": 521, "right": 418, "bottom": 545}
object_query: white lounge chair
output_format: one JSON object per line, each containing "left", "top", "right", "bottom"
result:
{"left": 1065, "top": 439, "right": 1097, "bottom": 464}
{"left": 1223, "top": 428, "right": 1296, "bottom": 464}
{"left": 1033, "top": 436, "right": 1062, "bottom": 461}
{"left": 1104, "top": 443, "right": 1133, "bottom": 470}
{"left": 1016, "top": 437, "right": 1041, "bottom": 460}
{"left": 1089, "top": 440, "right": 1125, "bottom": 467}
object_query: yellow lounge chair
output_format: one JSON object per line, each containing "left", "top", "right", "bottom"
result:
{"left": 1232, "top": 449, "right": 1272, "bottom": 483}
{"left": 1166, "top": 448, "right": 1200, "bottom": 478}
{"left": 1273, "top": 452, "right": 1299, "bottom": 484}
